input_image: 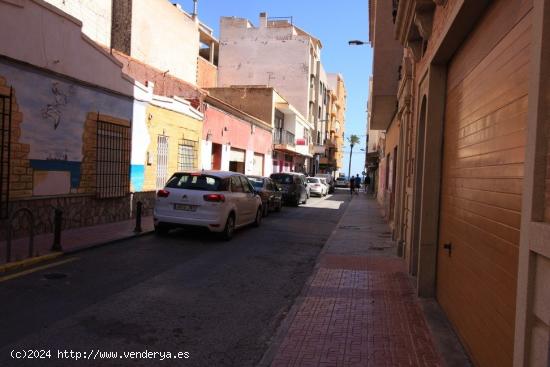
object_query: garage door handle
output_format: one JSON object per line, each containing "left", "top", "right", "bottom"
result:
{"left": 443, "top": 242, "right": 452, "bottom": 256}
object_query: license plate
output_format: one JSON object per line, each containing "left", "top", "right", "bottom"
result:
{"left": 174, "top": 204, "right": 196, "bottom": 211}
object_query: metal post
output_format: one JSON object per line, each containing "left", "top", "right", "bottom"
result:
{"left": 134, "top": 201, "right": 142, "bottom": 233}
{"left": 52, "top": 208, "right": 62, "bottom": 251}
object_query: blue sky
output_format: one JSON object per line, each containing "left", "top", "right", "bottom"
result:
{"left": 175, "top": 0, "right": 372, "bottom": 177}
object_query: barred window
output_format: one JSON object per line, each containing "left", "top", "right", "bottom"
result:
{"left": 96, "top": 120, "right": 130, "bottom": 199}
{"left": 156, "top": 135, "right": 169, "bottom": 190}
{"left": 177, "top": 139, "right": 198, "bottom": 172}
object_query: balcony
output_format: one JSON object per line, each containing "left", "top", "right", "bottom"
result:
{"left": 273, "top": 129, "right": 296, "bottom": 152}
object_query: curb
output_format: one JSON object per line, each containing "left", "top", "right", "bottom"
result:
{"left": 0, "top": 252, "right": 64, "bottom": 274}
{"left": 257, "top": 195, "right": 355, "bottom": 367}
{"left": 62, "top": 229, "right": 154, "bottom": 255}
{"left": 0, "top": 229, "right": 154, "bottom": 275}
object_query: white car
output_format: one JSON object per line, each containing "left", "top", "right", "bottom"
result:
{"left": 307, "top": 177, "right": 327, "bottom": 197}
{"left": 154, "top": 171, "right": 263, "bottom": 240}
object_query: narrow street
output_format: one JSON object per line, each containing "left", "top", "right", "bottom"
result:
{"left": 0, "top": 191, "right": 350, "bottom": 367}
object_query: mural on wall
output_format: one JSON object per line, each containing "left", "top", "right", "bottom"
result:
{"left": 130, "top": 100, "right": 149, "bottom": 193}
{"left": 0, "top": 61, "right": 133, "bottom": 196}
{"left": 41, "top": 82, "right": 74, "bottom": 130}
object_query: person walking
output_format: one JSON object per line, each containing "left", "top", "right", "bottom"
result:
{"left": 349, "top": 176, "right": 355, "bottom": 196}
{"left": 354, "top": 174, "right": 361, "bottom": 195}
{"left": 364, "top": 175, "right": 371, "bottom": 193}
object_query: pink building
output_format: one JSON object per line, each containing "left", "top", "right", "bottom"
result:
{"left": 201, "top": 95, "right": 272, "bottom": 176}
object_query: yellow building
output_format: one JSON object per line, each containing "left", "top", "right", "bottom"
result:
{"left": 327, "top": 74, "right": 346, "bottom": 175}
{"left": 131, "top": 84, "right": 203, "bottom": 193}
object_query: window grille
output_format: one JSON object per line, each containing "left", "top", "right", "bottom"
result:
{"left": 156, "top": 135, "right": 169, "bottom": 190}
{"left": 177, "top": 139, "right": 198, "bottom": 171}
{"left": 0, "top": 88, "right": 12, "bottom": 219}
{"left": 96, "top": 118, "right": 131, "bottom": 199}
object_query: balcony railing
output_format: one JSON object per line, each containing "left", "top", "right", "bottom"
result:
{"left": 273, "top": 129, "right": 295, "bottom": 147}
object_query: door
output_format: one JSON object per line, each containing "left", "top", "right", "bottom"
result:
{"left": 437, "top": 2, "right": 532, "bottom": 366}
{"left": 253, "top": 153, "right": 264, "bottom": 176}
{"left": 229, "top": 148, "right": 245, "bottom": 173}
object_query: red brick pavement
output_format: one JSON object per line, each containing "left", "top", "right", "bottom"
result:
{"left": 270, "top": 255, "right": 442, "bottom": 367}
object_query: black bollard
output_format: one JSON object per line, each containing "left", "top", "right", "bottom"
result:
{"left": 52, "top": 208, "right": 63, "bottom": 251}
{"left": 134, "top": 201, "right": 142, "bottom": 233}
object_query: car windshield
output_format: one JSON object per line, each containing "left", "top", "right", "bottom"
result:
{"left": 165, "top": 173, "right": 227, "bottom": 191}
{"left": 307, "top": 178, "right": 320, "bottom": 183}
{"left": 247, "top": 177, "right": 264, "bottom": 188}
{"left": 271, "top": 174, "right": 293, "bottom": 184}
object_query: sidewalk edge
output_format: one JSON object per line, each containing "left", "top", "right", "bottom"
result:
{"left": 0, "top": 252, "right": 63, "bottom": 274}
{"left": 257, "top": 196, "right": 354, "bottom": 367}
{"left": 62, "top": 230, "right": 154, "bottom": 255}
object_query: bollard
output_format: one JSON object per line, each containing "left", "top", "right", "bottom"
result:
{"left": 51, "top": 208, "right": 63, "bottom": 251}
{"left": 134, "top": 201, "right": 142, "bottom": 233}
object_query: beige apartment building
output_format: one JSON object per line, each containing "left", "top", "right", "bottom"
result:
{"left": 368, "top": 0, "right": 550, "bottom": 366}
{"left": 217, "top": 12, "right": 345, "bottom": 176}
{"left": 326, "top": 73, "right": 347, "bottom": 176}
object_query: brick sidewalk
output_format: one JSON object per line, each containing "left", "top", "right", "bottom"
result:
{"left": 0, "top": 216, "right": 154, "bottom": 265}
{"left": 264, "top": 194, "right": 469, "bottom": 367}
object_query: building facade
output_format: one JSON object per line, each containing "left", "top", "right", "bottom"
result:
{"left": 0, "top": 0, "right": 134, "bottom": 241}
{"left": 207, "top": 86, "right": 313, "bottom": 175}
{"left": 369, "top": 0, "right": 550, "bottom": 366}
{"left": 217, "top": 13, "right": 342, "bottom": 175}
{"left": 201, "top": 95, "right": 273, "bottom": 176}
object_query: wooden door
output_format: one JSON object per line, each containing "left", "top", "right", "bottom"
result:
{"left": 437, "top": 1, "right": 533, "bottom": 366}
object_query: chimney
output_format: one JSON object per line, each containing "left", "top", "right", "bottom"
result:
{"left": 192, "top": 0, "right": 198, "bottom": 19}
{"left": 259, "top": 12, "right": 267, "bottom": 28}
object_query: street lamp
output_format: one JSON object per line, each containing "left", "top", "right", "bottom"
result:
{"left": 348, "top": 40, "right": 370, "bottom": 46}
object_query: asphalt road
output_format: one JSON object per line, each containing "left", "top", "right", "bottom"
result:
{"left": 0, "top": 190, "right": 350, "bottom": 367}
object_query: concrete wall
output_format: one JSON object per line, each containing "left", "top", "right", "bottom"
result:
{"left": 197, "top": 57, "right": 218, "bottom": 88}
{"left": 0, "top": 0, "right": 134, "bottom": 96}
{"left": 218, "top": 16, "right": 312, "bottom": 118}
{"left": 111, "top": 0, "right": 200, "bottom": 85}
{"left": 43, "top": 0, "right": 112, "bottom": 46}
{"left": 206, "top": 87, "right": 275, "bottom": 126}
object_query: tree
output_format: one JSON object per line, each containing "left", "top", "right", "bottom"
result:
{"left": 347, "top": 134, "right": 360, "bottom": 179}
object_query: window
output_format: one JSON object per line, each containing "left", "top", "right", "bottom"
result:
{"left": 231, "top": 176, "right": 244, "bottom": 193}
{"left": 177, "top": 139, "right": 198, "bottom": 171}
{"left": 165, "top": 173, "right": 227, "bottom": 191}
{"left": 239, "top": 176, "right": 252, "bottom": 193}
{"left": 156, "top": 135, "right": 169, "bottom": 190}
{"left": 96, "top": 119, "right": 130, "bottom": 199}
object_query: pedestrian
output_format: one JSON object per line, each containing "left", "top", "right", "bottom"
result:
{"left": 355, "top": 174, "right": 361, "bottom": 195}
{"left": 364, "top": 175, "right": 371, "bottom": 193}
{"left": 349, "top": 176, "right": 355, "bottom": 196}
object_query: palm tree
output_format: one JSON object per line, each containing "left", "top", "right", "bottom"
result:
{"left": 347, "top": 134, "right": 360, "bottom": 179}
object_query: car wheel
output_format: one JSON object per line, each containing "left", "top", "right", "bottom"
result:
{"left": 275, "top": 201, "right": 282, "bottom": 212}
{"left": 154, "top": 224, "right": 170, "bottom": 236}
{"left": 221, "top": 214, "right": 235, "bottom": 241}
{"left": 253, "top": 207, "right": 262, "bottom": 227}
{"left": 302, "top": 195, "right": 307, "bottom": 204}
{"left": 263, "top": 203, "right": 269, "bottom": 217}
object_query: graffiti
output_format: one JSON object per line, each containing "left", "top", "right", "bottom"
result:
{"left": 41, "top": 82, "right": 73, "bottom": 129}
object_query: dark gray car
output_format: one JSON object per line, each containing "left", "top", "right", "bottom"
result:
{"left": 270, "top": 172, "right": 309, "bottom": 206}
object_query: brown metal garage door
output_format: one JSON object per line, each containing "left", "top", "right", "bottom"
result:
{"left": 437, "top": 1, "right": 532, "bottom": 366}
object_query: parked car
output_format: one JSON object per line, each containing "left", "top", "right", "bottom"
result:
{"left": 270, "top": 172, "right": 309, "bottom": 206}
{"left": 335, "top": 177, "right": 349, "bottom": 188}
{"left": 307, "top": 177, "right": 327, "bottom": 197}
{"left": 319, "top": 178, "right": 330, "bottom": 194}
{"left": 315, "top": 173, "right": 335, "bottom": 193}
{"left": 154, "top": 171, "right": 263, "bottom": 240}
{"left": 247, "top": 175, "right": 283, "bottom": 216}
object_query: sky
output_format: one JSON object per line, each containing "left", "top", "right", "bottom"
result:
{"left": 175, "top": 0, "right": 373, "bottom": 178}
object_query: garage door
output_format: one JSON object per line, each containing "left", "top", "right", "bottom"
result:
{"left": 437, "top": 2, "right": 532, "bottom": 366}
